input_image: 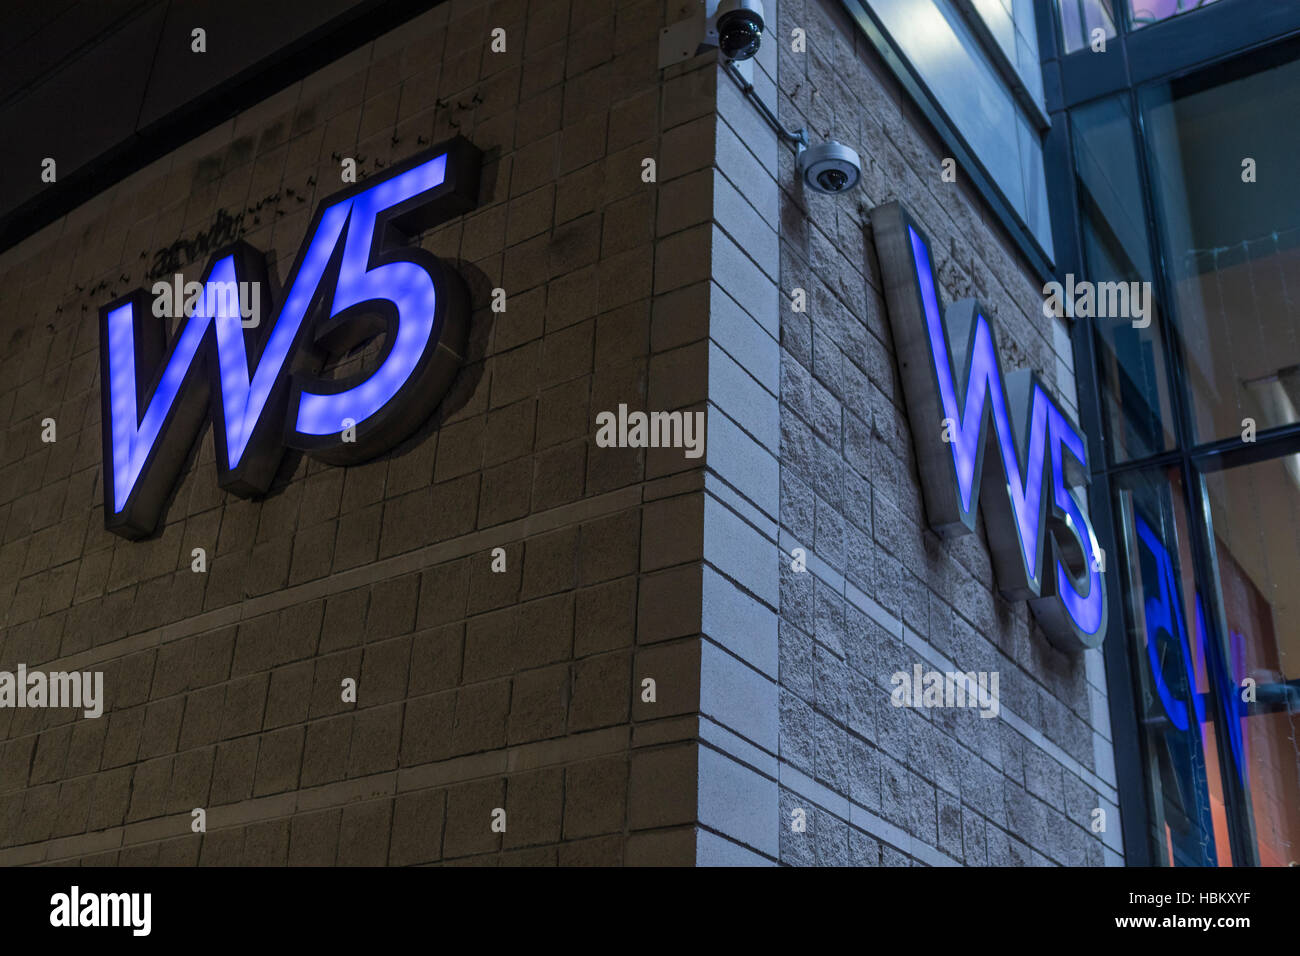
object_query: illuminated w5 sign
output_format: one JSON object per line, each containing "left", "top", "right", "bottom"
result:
{"left": 871, "top": 203, "right": 1106, "bottom": 650}
{"left": 98, "top": 138, "right": 481, "bottom": 539}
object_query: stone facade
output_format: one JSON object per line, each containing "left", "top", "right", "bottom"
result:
{"left": 762, "top": 0, "right": 1120, "bottom": 865}
{"left": 650, "top": 0, "right": 1120, "bottom": 865}
{"left": 0, "top": 0, "right": 1121, "bottom": 866}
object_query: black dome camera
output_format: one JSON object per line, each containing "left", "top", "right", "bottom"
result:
{"left": 713, "top": 0, "right": 765, "bottom": 62}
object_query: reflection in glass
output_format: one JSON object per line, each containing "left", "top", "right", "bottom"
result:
{"left": 1115, "top": 468, "right": 1233, "bottom": 865}
{"left": 1204, "top": 460, "right": 1300, "bottom": 866}
{"left": 970, "top": 0, "right": 1045, "bottom": 107}
{"left": 1129, "top": 0, "right": 1221, "bottom": 30}
{"left": 1142, "top": 50, "right": 1300, "bottom": 442}
{"left": 1059, "top": 0, "right": 1118, "bottom": 55}
{"left": 1071, "top": 96, "right": 1177, "bottom": 462}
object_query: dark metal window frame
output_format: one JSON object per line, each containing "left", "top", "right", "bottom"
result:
{"left": 1040, "top": 0, "right": 1300, "bottom": 866}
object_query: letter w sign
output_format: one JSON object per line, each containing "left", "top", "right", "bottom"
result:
{"left": 870, "top": 202, "right": 1107, "bottom": 650}
{"left": 98, "top": 138, "right": 481, "bottom": 539}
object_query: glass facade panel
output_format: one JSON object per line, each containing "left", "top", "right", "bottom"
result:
{"left": 1071, "top": 95, "right": 1177, "bottom": 462}
{"left": 1141, "top": 50, "right": 1300, "bottom": 443}
{"left": 1068, "top": 20, "right": 1300, "bottom": 868}
{"left": 971, "top": 0, "right": 1046, "bottom": 107}
{"left": 1129, "top": 0, "right": 1222, "bottom": 30}
{"left": 1114, "top": 468, "right": 1233, "bottom": 866}
{"left": 1058, "top": 0, "right": 1118, "bottom": 54}
{"left": 1017, "top": 112, "right": 1051, "bottom": 255}
{"left": 1059, "top": 0, "right": 1223, "bottom": 50}
{"left": 866, "top": 0, "right": 1054, "bottom": 255}
{"left": 973, "top": 0, "right": 1017, "bottom": 62}
{"left": 1014, "top": 25, "right": 1044, "bottom": 107}
{"left": 1203, "top": 461, "right": 1300, "bottom": 866}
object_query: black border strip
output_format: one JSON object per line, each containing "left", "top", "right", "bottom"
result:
{"left": 0, "top": 0, "right": 449, "bottom": 255}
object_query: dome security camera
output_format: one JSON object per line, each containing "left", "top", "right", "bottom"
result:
{"left": 712, "top": 0, "right": 765, "bottom": 61}
{"left": 797, "top": 141, "right": 862, "bottom": 194}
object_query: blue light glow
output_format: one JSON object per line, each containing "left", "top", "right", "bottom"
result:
{"left": 105, "top": 300, "right": 208, "bottom": 512}
{"left": 907, "top": 224, "right": 1106, "bottom": 639}
{"left": 1135, "top": 513, "right": 1199, "bottom": 732}
{"left": 1049, "top": 404, "right": 1105, "bottom": 636}
{"left": 219, "top": 203, "right": 350, "bottom": 465}
{"left": 1134, "top": 518, "right": 1249, "bottom": 781}
{"left": 295, "top": 153, "right": 447, "bottom": 436}
{"left": 102, "top": 150, "right": 456, "bottom": 517}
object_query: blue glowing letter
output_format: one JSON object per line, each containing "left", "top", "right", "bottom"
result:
{"left": 98, "top": 138, "right": 481, "bottom": 538}
{"left": 871, "top": 202, "right": 1106, "bottom": 650}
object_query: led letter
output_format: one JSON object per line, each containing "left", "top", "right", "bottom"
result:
{"left": 98, "top": 137, "right": 481, "bottom": 538}
{"left": 871, "top": 202, "right": 1106, "bottom": 650}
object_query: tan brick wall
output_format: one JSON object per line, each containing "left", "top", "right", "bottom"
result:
{"left": 0, "top": 0, "right": 713, "bottom": 866}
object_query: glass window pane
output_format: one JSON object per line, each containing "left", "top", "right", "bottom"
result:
{"left": 1071, "top": 95, "right": 1178, "bottom": 462}
{"left": 973, "top": 0, "right": 1017, "bottom": 63}
{"left": 972, "top": 0, "right": 1046, "bottom": 109}
{"left": 1114, "top": 468, "right": 1234, "bottom": 865}
{"left": 1017, "top": 113, "right": 1052, "bottom": 253}
{"left": 1203, "top": 460, "right": 1300, "bottom": 866}
{"left": 1129, "top": 0, "right": 1222, "bottom": 30}
{"left": 1015, "top": 29, "right": 1044, "bottom": 108}
{"left": 866, "top": 0, "right": 1054, "bottom": 256}
{"left": 1058, "top": 0, "right": 1118, "bottom": 55}
{"left": 1141, "top": 49, "right": 1300, "bottom": 443}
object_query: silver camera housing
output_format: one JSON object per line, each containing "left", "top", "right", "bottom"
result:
{"left": 712, "top": 0, "right": 765, "bottom": 61}
{"left": 797, "top": 141, "right": 862, "bottom": 194}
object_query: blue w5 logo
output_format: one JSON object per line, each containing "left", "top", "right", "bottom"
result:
{"left": 871, "top": 201, "right": 1107, "bottom": 650}
{"left": 98, "top": 138, "right": 481, "bottom": 539}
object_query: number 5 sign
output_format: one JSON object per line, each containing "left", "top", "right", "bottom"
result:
{"left": 97, "top": 137, "right": 482, "bottom": 539}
